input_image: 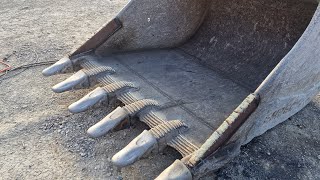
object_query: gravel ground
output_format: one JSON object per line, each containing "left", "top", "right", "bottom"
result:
{"left": 0, "top": 0, "right": 319, "bottom": 179}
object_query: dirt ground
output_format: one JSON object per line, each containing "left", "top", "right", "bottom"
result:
{"left": 0, "top": 0, "right": 319, "bottom": 179}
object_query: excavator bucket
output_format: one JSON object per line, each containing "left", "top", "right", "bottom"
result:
{"left": 43, "top": 0, "right": 320, "bottom": 179}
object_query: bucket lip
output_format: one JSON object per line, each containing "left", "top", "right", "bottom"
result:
{"left": 186, "top": 93, "right": 260, "bottom": 168}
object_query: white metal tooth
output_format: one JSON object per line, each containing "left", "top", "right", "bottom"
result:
{"left": 42, "top": 57, "right": 72, "bottom": 76}
{"left": 111, "top": 130, "right": 157, "bottom": 167}
{"left": 155, "top": 160, "right": 192, "bottom": 180}
{"left": 52, "top": 70, "right": 88, "bottom": 93}
{"left": 87, "top": 107, "right": 129, "bottom": 138}
{"left": 68, "top": 87, "right": 108, "bottom": 113}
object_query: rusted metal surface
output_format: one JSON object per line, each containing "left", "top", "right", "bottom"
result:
{"left": 71, "top": 18, "right": 122, "bottom": 56}
{"left": 187, "top": 93, "right": 260, "bottom": 167}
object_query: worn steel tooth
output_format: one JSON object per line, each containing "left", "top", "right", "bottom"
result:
{"left": 87, "top": 99, "right": 158, "bottom": 138}
{"left": 112, "top": 120, "right": 187, "bottom": 167}
{"left": 68, "top": 87, "right": 108, "bottom": 113}
{"left": 111, "top": 130, "right": 157, "bottom": 167}
{"left": 52, "top": 70, "right": 89, "bottom": 93}
{"left": 87, "top": 106, "right": 129, "bottom": 138}
{"left": 51, "top": 64, "right": 115, "bottom": 93}
{"left": 155, "top": 160, "right": 192, "bottom": 180}
{"left": 68, "top": 81, "right": 135, "bottom": 113}
{"left": 42, "top": 57, "right": 73, "bottom": 76}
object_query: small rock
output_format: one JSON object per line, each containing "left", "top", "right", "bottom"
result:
{"left": 21, "top": 105, "right": 28, "bottom": 109}
{"left": 317, "top": 155, "right": 320, "bottom": 160}
{"left": 267, "top": 151, "right": 271, "bottom": 156}
{"left": 20, "top": 6, "right": 29, "bottom": 10}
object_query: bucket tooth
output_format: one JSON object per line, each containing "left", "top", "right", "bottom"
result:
{"left": 68, "top": 87, "right": 108, "bottom": 113}
{"left": 42, "top": 57, "right": 73, "bottom": 76}
{"left": 68, "top": 81, "right": 137, "bottom": 113}
{"left": 87, "top": 99, "right": 159, "bottom": 138}
{"left": 52, "top": 70, "right": 89, "bottom": 93}
{"left": 155, "top": 160, "right": 192, "bottom": 180}
{"left": 51, "top": 65, "right": 115, "bottom": 93}
{"left": 111, "top": 130, "right": 157, "bottom": 167}
{"left": 112, "top": 120, "right": 187, "bottom": 167}
{"left": 87, "top": 106, "right": 129, "bottom": 138}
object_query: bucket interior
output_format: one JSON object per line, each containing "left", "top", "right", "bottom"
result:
{"left": 180, "top": 0, "right": 318, "bottom": 91}
{"left": 93, "top": 0, "right": 318, "bottom": 146}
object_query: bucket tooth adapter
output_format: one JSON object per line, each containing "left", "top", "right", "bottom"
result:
{"left": 43, "top": 0, "right": 320, "bottom": 179}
